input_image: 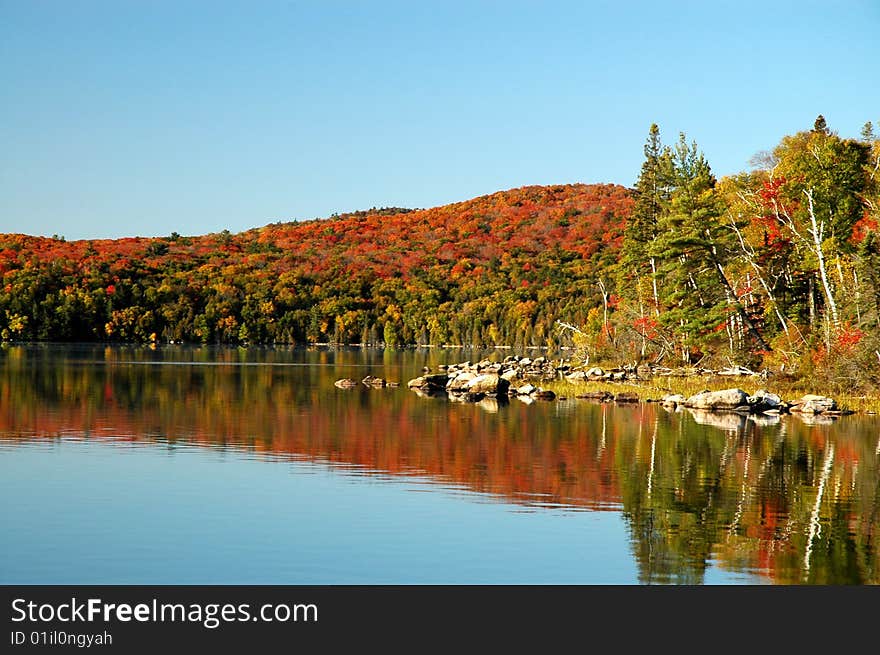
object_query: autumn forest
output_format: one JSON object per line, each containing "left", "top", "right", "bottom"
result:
{"left": 2, "top": 117, "right": 879, "bottom": 389}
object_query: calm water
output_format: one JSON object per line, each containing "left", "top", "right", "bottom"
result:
{"left": 1, "top": 345, "right": 878, "bottom": 584}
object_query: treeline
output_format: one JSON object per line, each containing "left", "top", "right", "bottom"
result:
{"left": 604, "top": 116, "right": 880, "bottom": 388}
{"left": 2, "top": 116, "right": 879, "bottom": 386}
{"left": 0, "top": 184, "right": 631, "bottom": 349}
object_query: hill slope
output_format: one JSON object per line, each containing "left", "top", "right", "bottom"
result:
{"left": 0, "top": 183, "right": 633, "bottom": 345}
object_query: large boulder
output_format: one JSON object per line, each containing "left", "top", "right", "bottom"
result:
{"left": 466, "top": 373, "right": 509, "bottom": 396}
{"left": 446, "top": 371, "right": 478, "bottom": 392}
{"left": 685, "top": 388, "right": 749, "bottom": 410}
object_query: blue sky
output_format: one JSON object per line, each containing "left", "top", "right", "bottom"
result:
{"left": 2, "top": 0, "right": 878, "bottom": 240}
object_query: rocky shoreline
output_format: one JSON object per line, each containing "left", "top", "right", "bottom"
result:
{"left": 337, "top": 355, "right": 853, "bottom": 417}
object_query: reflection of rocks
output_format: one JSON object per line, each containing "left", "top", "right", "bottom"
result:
{"left": 334, "top": 378, "right": 358, "bottom": 389}
{"left": 792, "top": 411, "right": 837, "bottom": 425}
{"left": 687, "top": 408, "right": 748, "bottom": 432}
{"left": 748, "top": 413, "right": 781, "bottom": 427}
{"left": 410, "top": 387, "right": 446, "bottom": 399}
{"left": 477, "top": 396, "right": 507, "bottom": 413}
{"left": 362, "top": 375, "right": 397, "bottom": 388}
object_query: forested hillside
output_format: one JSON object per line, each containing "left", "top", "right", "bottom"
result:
{"left": 0, "top": 183, "right": 632, "bottom": 349}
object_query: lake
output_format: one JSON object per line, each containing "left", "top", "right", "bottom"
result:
{"left": 1, "top": 344, "right": 877, "bottom": 584}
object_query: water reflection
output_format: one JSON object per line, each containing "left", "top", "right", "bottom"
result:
{"left": 1, "top": 344, "right": 878, "bottom": 584}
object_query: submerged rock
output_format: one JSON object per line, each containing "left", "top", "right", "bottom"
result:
{"left": 576, "top": 391, "right": 612, "bottom": 401}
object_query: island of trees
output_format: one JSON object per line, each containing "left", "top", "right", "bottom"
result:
{"left": 1, "top": 116, "right": 879, "bottom": 389}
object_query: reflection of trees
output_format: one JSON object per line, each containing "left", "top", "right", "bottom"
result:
{"left": 1, "top": 345, "right": 878, "bottom": 584}
{"left": 619, "top": 406, "right": 878, "bottom": 584}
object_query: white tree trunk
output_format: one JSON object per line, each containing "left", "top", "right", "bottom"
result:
{"left": 805, "top": 189, "right": 839, "bottom": 326}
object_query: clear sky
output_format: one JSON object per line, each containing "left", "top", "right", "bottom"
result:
{"left": 2, "top": 0, "right": 878, "bottom": 241}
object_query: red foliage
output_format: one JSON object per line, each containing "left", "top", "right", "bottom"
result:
{"left": 851, "top": 212, "right": 878, "bottom": 244}
{"left": 632, "top": 316, "right": 658, "bottom": 339}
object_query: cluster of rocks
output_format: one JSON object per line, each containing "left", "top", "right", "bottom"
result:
{"left": 406, "top": 356, "right": 558, "bottom": 403}
{"left": 659, "top": 388, "right": 849, "bottom": 416}
{"left": 339, "top": 355, "right": 851, "bottom": 417}
{"left": 334, "top": 375, "right": 399, "bottom": 389}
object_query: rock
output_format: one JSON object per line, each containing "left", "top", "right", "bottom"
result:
{"left": 613, "top": 392, "right": 640, "bottom": 403}
{"left": 747, "top": 389, "right": 782, "bottom": 412}
{"left": 661, "top": 394, "right": 687, "bottom": 407}
{"left": 361, "top": 375, "right": 387, "bottom": 388}
{"left": 585, "top": 367, "right": 605, "bottom": 380}
{"left": 334, "top": 378, "right": 358, "bottom": 389}
{"left": 446, "top": 371, "right": 477, "bottom": 392}
{"left": 576, "top": 391, "right": 612, "bottom": 401}
{"left": 565, "top": 370, "right": 588, "bottom": 382}
{"left": 407, "top": 373, "right": 450, "bottom": 391}
{"left": 685, "top": 388, "right": 749, "bottom": 410}
{"left": 533, "top": 389, "right": 556, "bottom": 400}
{"left": 516, "top": 383, "right": 537, "bottom": 396}
{"left": 790, "top": 395, "right": 838, "bottom": 414}
{"left": 466, "top": 373, "right": 509, "bottom": 396}
{"left": 500, "top": 369, "right": 520, "bottom": 382}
